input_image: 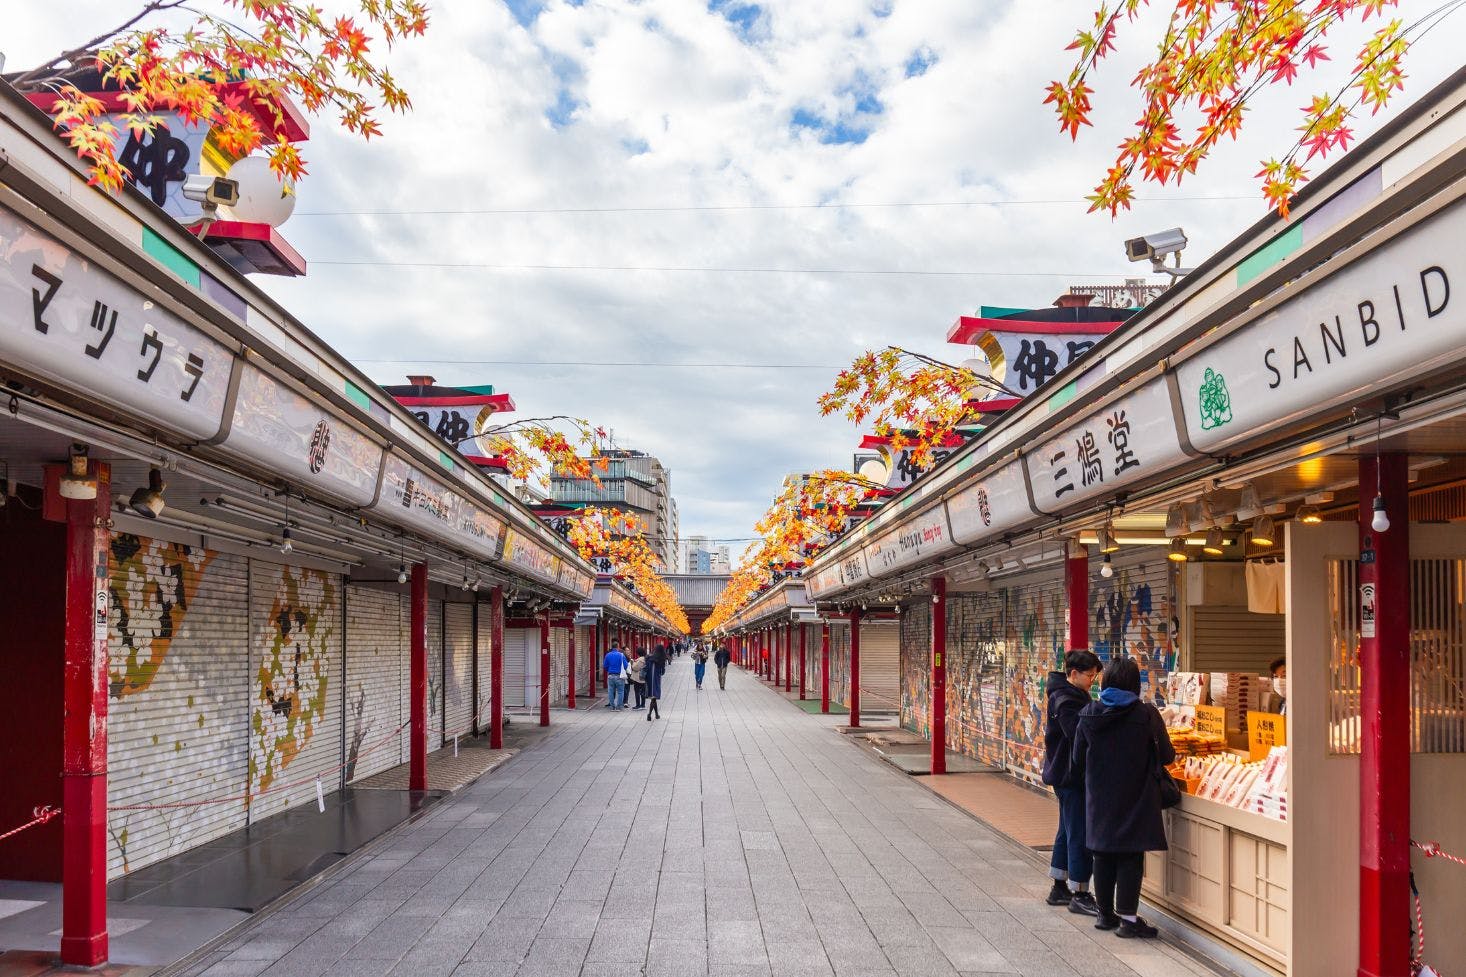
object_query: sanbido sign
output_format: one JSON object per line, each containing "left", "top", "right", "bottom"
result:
{"left": 1177, "top": 196, "right": 1465, "bottom": 453}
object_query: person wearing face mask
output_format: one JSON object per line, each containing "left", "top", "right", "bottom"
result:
{"left": 1266, "top": 658, "right": 1287, "bottom": 715}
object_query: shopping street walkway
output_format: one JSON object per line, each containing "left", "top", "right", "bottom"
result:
{"left": 181, "top": 660, "right": 1224, "bottom": 977}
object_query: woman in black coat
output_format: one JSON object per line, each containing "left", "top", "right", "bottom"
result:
{"left": 1070, "top": 657, "right": 1174, "bottom": 939}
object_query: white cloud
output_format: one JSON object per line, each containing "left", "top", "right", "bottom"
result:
{"left": 5, "top": 1, "right": 1462, "bottom": 544}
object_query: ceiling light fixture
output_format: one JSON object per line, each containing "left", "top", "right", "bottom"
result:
{"left": 1252, "top": 514, "right": 1277, "bottom": 547}
{"left": 59, "top": 444, "right": 98, "bottom": 500}
{"left": 1370, "top": 413, "right": 1391, "bottom": 534}
{"left": 278, "top": 491, "right": 293, "bottom": 555}
{"left": 1295, "top": 504, "right": 1323, "bottom": 525}
{"left": 1098, "top": 523, "right": 1120, "bottom": 554}
{"left": 1164, "top": 502, "right": 1190, "bottom": 538}
{"left": 1167, "top": 537, "right": 1189, "bottom": 562}
{"left": 129, "top": 467, "right": 167, "bottom": 518}
{"left": 1203, "top": 526, "right": 1225, "bottom": 556}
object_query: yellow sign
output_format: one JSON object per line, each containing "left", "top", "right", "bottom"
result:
{"left": 1247, "top": 711, "right": 1287, "bottom": 760}
{"left": 1195, "top": 704, "right": 1226, "bottom": 740}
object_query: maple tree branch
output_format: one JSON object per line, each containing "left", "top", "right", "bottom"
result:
{"left": 888, "top": 346, "right": 1024, "bottom": 399}
{"left": 10, "top": 0, "right": 189, "bottom": 90}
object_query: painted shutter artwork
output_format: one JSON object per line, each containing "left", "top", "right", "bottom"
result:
{"left": 475, "top": 604, "right": 492, "bottom": 729}
{"left": 1090, "top": 551, "right": 1178, "bottom": 699}
{"left": 503, "top": 628, "right": 530, "bottom": 708}
{"left": 944, "top": 592, "right": 1008, "bottom": 770}
{"left": 443, "top": 602, "right": 474, "bottom": 739}
{"left": 345, "top": 585, "right": 406, "bottom": 783}
{"left": 575, "top": 625, "right": 593, "bottom": 696}
{"left": 247, "top": 560, "right": 344, "bottom": 822}
{"left": 428, "top": 599, "right": 443, "bottom": 750}
{"left": 106, "top": 536, "right": 248, "bottom": 878}
{"left": 859, "top": 620, "right": 902, "bottom": 713}
{"left": 829, "top": 622, "right": 852, "bottom": 708}
{"left": 1003, "top": 571, "right": 1068, "bottom": 785}
{"left": 900, "top": 603, "right": 932, "bottom": 737}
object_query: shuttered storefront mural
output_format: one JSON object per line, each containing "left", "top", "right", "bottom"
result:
{"left": 247, "top": 561, "right": 344, "bottom": 822}
{"left": 106, "top": 536, "right": 248, "bottom": 878}
{"left": 900, "top": 604, "right": 931, "bottom": 737}
{"left": 830, "top": 622, "right": 851, "bottom": 707}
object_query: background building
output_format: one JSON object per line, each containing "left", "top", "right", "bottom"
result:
{"left": 682, "top": 535, "right": 732, "bottom": 575}
{"left": 550, "top": 448, "right": 680, "bottom": 570}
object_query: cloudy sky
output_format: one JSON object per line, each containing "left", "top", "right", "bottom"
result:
{"left": 6, "top": 2, "right": 1462, "bottom": 553}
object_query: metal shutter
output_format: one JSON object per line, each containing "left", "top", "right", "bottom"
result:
{"left": 946, "top": 592, "right": 1008, "bottom": 769}
{"left": 575, "top": 625, "right": 593, "bottom": 696}
{"left": 444, "top": 602, "right": 474, "bottom": 739}
{"left": 474, "top": 603, "right": 492, "bottom": 728}
{"left": 859, "top": 620, "right": 901, "bottom": 714}
{"left": 900, "top": 603, "right": 931, "bottom": 736}
{"left": 550, "top": 626, "right": 569, "bottom": 705}
{"left": 504, "top": 627, "right": 533, "bottom": 708}
{"left": 1003, "top": 570, "right": 1067, "bottom": 784}
{"left": 428, "top": 599, "right": 443, "bottom": 749}
{"left": 247, "top": 560, "right": 344, "bottom": 822}
{"left": 830, "top": 622, "right": 851, "bottom": 707}
{"left": 345, "top": 585, "right": 406, "bottom": 783}
{"left": 107, "top": 537, "right": 249, "bottom": 878}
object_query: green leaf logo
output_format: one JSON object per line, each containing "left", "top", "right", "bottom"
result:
{"left": 1198, "top": 368, "right": 1233, "bottom": 431}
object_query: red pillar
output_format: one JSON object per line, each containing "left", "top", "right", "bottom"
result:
{"left": 931, "top": 575, "right": 948, "bottom": 776}
{"left": 1358, "top": 452, "right": 1410, "bottom": 977}
{"left": 539, "top": 613, "right": 551, "bottom": 727}
{"left": 588, "top": 620, "right": 599, "bottom": 698}
{"left": 821, "top": 622, "right": 830, "bottom": 714}
{"left": 489, "top": 586, "right": 504, "bottom": 749}
{"left": 409, "top": 562, "right": 428, "bottom": 791}
{"left": 787, "top": 625, "right": 795, "bottom": 693}
{"left": 849, "top": 609, "right": 862, "bottom": 729}
{"left": 773, "top": 626, "right": 781, "bottom": 687}
{"left": 1066, "top": 545, "right": 1089, "bottom": 651}
{"left": 798, "top": 624, "right": 807, "bottom": 700}
{"left": 57, "top": 460, "right": 110, "bottom": 966}
{"left": 567, "top": 624, "right": 576, "bottom": 710}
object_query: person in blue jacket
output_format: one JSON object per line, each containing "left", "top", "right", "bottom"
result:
{"left": 603, "top": 642, "right": 629, "bottom": 709}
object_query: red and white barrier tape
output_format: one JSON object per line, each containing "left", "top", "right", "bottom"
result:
{"left": 1413, "top": 840, "right": 1466, "bottom": 868}
{"left": 0, "top": 805, "right": 61, "bottom": 843}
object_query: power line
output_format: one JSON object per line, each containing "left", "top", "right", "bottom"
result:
{"left": 296, "top": 194, "right": 1253, "bottom": 217}
{"left": 354, "top": 358, "right": 843, "bottom": 369}
{"left": 312, "top": 258, "right": 1116, "bottom": 277}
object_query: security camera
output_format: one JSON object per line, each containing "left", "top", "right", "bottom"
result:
{"left": 1124, "top": 227, "right": 1192, "bottom": 278}
{"left": 182, "top": 174, "right": 240, "bottom": 208}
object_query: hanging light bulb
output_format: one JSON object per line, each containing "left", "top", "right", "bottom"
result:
{"left": 1295, "top": 504, "right": 1323, "bottom": 525}
{"left": 279, "top": 527, "right": 293, "bottom": 555}
{"left": 471, "top": 577, "right": 481, "bottom": 593}
{"left": 461, "top": 573, "right": 470, "bottom": 591}
{"left": 1100, "top": 553, "right": 1114, "bottom": 578}
{"left": 397, "top": 564, "right": 408, "bottom": 584}
{"left": 1203, "top": 526, "right": 1225, "bottom": 556}
{"left": 1167, "top": 537, "right": 1189, "bottom": 562}
{"left": 1371, "top": 494, "right": 1391, "bottom": 533}
{"left": 1251, "top": 514, "right": 1276, "bottom": 547}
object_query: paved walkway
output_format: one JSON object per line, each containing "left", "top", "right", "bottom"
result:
{"left": 181, "top": 660, "right": 1222, "bottom": 977}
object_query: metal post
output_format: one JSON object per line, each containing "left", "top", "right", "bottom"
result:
{"left": 1358, "top": 452, "right": 1409, "bottom": 977}
{"left": 539, "top": 613, "right": 551, "bottom": 727}
{"left": 849, "top": 609, "right": 862, "bottom": 729}
{"left": 821, "top": 622, "right": 830, "bottom": 714}
{"left": 409, "top": 562, "right": 428, "bottom": 791}
{"left": 567, "top": 623, "right": 576, "bottom": 710}
{"left": 58, "top": 460, "right": 110, "bottom": 966}
{"left": 490, "top": 586, "right": 504, "bottom": 749}
{"left": 1066, "top": 545, "right": 1089, "bottom": 650}
{"left": 931, "top": 575, "right": 947, "bottom": 776}
{"left": 471, "top": 600, "right": 481, "bottom": 736}
{"left": 798, "top": 624, "right": 807, "bottom": 700}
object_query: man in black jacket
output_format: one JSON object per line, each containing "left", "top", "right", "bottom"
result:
{"left": 1041, "top": 649, "right": 1101, "bottom": 916}
{"left": 713, "top": 644, "right": 732, "bottom": 689}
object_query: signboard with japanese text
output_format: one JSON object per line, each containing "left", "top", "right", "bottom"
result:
{"left": 1025, "top": 379, "right": 1186, "bottom": 515}
{"left": 1175, "top": 197, "right": 1466, "bottom": 453}
{"left": 500, "top": 528, "right": 560, "bottom": 585}
{"left": 371, "top": 455, "right": 506, "bottom": 561}
{"left": 106, "top": 112, "right": 213, "bottom": 221}
{"left": 976, "top": 329, "right": 1112, "bottom": 396}
{"left": 0, "top": 205, "right": 232, "bottom": 440}
{"left": 881, "top": 443, "right": 959, "bottom": 490}
{"left": 945, "top": 461, "right": 1034, "bottom": 545}
{"left": 225, "top": 364, "right": 384, "bottom": 506}
{"left": 805, "top": 562, "right": 844, "bottom": 600}
{"left": 1195, "top": 704, "right": 1227, "bottom": 740}
{"left": 862, "top": 506, "right": 956, "bottom": 579}
{"left": 1247, "top": 711, "right": 1287, "bottom": 761}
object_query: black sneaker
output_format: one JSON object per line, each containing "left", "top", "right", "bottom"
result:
{"left": 1045, "top": 880, "right": 1071, "bottom": 906}
{"left": 1095, "top": 913, "right": 1121, "bottom": 931}
{"left": 1117, "top": 916, "right": 1159, "bottom": 939}
{"left": 1067, "top": 892, "right": 1100, "bottom": 917}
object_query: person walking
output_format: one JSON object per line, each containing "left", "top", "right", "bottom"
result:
{"left": 1070, "top": 657, "right": 1174, "bottom": 939}
{"left": 692, "top": 645, "right": 708, "bottom": 690}
{"left": 713, "top": 643, "right": 731, "bottom": 689}
{"left": 629, "top": 651, "right": 647, "bottom": 710}
{"left": 646, "top": 643, "right": 668, "bottom": 720}
{"left": 603, "top": 641, "right": 629, "bottom": 709}
{"left": 1041, "top": 649, "right": 1101, "bottom": 916}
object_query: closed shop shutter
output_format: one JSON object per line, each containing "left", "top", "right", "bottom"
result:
{"left": 550, "top": 626, "right": 569, "bottom": 705}
{"left": 576, "top": 625, "right": 593, "bottom": 695}
{"left": 107, "top": 536, "right": 249, "bottom": 878}
{"left": 1004, "top": 569, "right": 1067, "bottom": 784}
{"left": 248, "top": 560, "right": 344, "bottom": 823}
{"left": 859, "top": 620, "right": 902, "bottom": 713}
{"left": 947, "top": 592, "right": 1008, "bottom": 769}
{"left": 1186, "top": 605, "right": 1283, "bottom": 673}
{"left": 900, "top": 603, "right": 932, "bottom": 735}
{"left": 504, "top": 627, "right": 533, "bottom": 708}
{"left": 475, "top": 603, "right": 492, "bottom": 728}
{"left": 830, "top": 622, "right": 851, "bottom": 707}
{"left": 444, "top": 602, "right": 474, "bottom": 739}
{"left": 345, "top": 585, "right": 406, "bottom": 783}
